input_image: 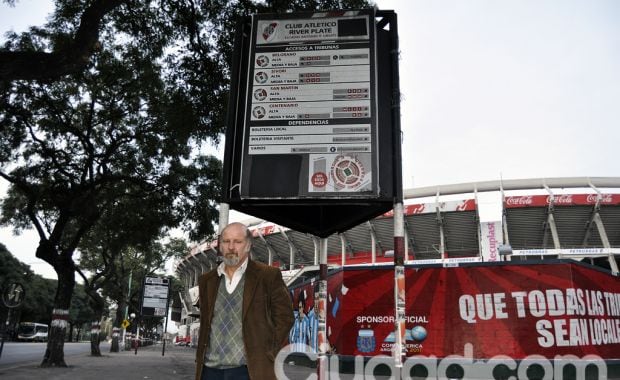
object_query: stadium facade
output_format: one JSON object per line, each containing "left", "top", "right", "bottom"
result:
{"left": 173, "top": 176, "right": 620, "bottom": 362}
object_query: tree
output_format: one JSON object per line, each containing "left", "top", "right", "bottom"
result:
{"left": 1, "top": 246, "right": 97, "bottom": 341}
{"left": 1, "top": 0, "right": 370, "bottom": 368}
{"left": 74, "top": 190, "right": 178, "bottom": 355}
{"left": 77, "top": 205, "right": 188, "bottom": 354}
{"left": 0, "top": 0, "right": 125, "bottom": 81}
{"left": 0, "top": 30, "right": 220, "bottom": 366}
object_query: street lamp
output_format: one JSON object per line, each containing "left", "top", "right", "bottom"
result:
{"left": 129, "top": 313, "right": 139, "bottom": 354}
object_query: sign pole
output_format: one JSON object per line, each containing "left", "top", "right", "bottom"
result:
{"left": 218, "top": 202, "right": 230, "bottom": 234}
{"left": 121, "top": 269, "right": 132, "bottom": 351}
{"left": 317, "top": 237, "right": 328, "bottom": 380}
{"left": 0, "top": 309, "right": 11, "bottom": 359}
{"left": 393, "top": 202, "right": 406, "bottom": 368}
{"left": 134, "top": 317, "right": 140, "bottom": 355}
{"left": 162, "top": 282, "right": 171, "bottom": 356}
{"left": 386, "top": 8, "right": 405, "bottom": 370}
{"left": 1, "top": 282, "right": 25, "bottom": 359}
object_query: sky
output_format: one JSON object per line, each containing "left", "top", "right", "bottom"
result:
{"left": 1, "top": 0, "right": 619, "bottom": 279}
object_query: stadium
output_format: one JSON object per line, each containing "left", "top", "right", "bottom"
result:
{"left": 174, "top": 176, "right": 620, "bottom": 376}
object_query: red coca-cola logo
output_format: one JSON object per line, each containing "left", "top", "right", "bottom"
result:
{"left": 410, "top": 204, "right": 426, "bottom": 214}
{"left": 548, "top": 194, "right": 573, "bottom": 205}
{"left": 506, "top": 196, "right": 533, "bottom": 206}
{"left": 456, "top": 200, "right": 474, "bottom": 211}
{"left": 586, "top": 194, "right": 613, "bottom": 204}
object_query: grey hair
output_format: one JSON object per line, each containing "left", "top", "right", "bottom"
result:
{"left": 219, "top": 222, "right": 253, "bottom": 252}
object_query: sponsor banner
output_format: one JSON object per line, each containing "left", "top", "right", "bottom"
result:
{"left": 288, "top": 271, "right": 344, "bottom": 354}
{"left": 335, "top": 263, "right": 620, "bottom": 359}
{"left": 480, "top": 221, "right": 503, "bottom": 262}
{"left": 381, "top": 199, "right": 477, "bottom": 217}
{"left": 512, "top": 248, "right": 620, "bottom": 257}
{"left": 504, "top": 194, "right": 620, "bottom": 208}
{"left": 410, "top": 257, "right": 482, "bottom": 266}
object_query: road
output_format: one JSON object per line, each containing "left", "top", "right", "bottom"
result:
{"left": 0, "top": 342, "right": 111, "bottom": 367}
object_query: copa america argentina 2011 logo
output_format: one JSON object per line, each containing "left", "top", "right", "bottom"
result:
{"left": 356, "top": 326, "right": 375, "bottom": 353}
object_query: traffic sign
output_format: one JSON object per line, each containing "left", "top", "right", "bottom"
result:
{"left": 1, "top": 282, "right": 25, "bottom": 308}
{"left": 121, "top": 319, "right": 130, "bottom": 329}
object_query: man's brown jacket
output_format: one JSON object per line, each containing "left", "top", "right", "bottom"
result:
{"left": 195, "top": 259, "right": 294, "bottom": 380}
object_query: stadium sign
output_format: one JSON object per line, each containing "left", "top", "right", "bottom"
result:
{"left": 505, "top": 194, "right": 620, "bottom": 208}
{"left": 287, "top": 261, "right": 620, "bottom": 360}
{"left": 512, "top": 248, "right": 619, "bottom": 257}
{"left": 140, "top": 276, "right": 170, "bottom": 318}
{"left": 222, "top": 9, "right": 401, "bottom": 237}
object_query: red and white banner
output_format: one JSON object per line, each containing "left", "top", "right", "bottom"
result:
{"left": 505, "top": 194, "right": 620, "bottom": 208}
{"left": 382, "top": 199, "right": 477, "bottom": 217}
{"left": 311, "top": 262, "right": 620, "bottom": 359}
{"left": 480, "top": 221, "right": 502, "bottom": 262}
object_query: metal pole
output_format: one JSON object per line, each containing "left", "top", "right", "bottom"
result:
{"left": 0, "top": 309, "right": 11, "bottom": 359}
{"left": 162, "top": 281, "right": 171, "bottom": 356}
{"left": 393, "top": 202, "right": 406, "bottom": 368}
{"left": 219, "top": 202, "right": 230, "bottom": 233}
{"left": 317, "top": 237, "right": 328, "bottom": 380}
{"left": 121, "top": 269, "right": 132, "bottom": 350}
{"left": 134, "top": 317, "right": 140, "bottom": 355}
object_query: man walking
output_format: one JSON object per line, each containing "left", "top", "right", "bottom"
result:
{"left": 195, "top": 222, "right": 294, "bottom": 380}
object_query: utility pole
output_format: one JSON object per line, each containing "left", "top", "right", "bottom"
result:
{"left": 121, "top": 270, "right": 132, "bottom": 350}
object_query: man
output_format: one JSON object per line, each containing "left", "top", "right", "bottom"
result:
{"left": 290, "top": 297, "right": 310, "bottom": 352}
{"left": 306, "top": 287, "right": 320, "bottom": 353}
{"left": 195, "top": 222, "right": 294, "bottom": 380}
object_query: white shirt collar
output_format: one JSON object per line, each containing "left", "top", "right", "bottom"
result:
{"left": 216, "top": 257, "right": 249, "bottom": 279}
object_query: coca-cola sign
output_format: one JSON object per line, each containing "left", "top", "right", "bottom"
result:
{"left": 406, "top": 204, "right": 427, "bottom": 215}
{"left": 547, "top": 194, "right": 573, "bottom": 205}
{"left": 505, "top": 196, "right": 534, "bottom": 207}
{"left": 586, "top": 193, "right": 614, "bottom": 204}
{"left": 506, "top": 193, "right": 620, "bottom": 208}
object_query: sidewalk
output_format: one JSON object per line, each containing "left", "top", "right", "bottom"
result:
{"left": 0, "top": 344, "right": 196, "bottom": 380}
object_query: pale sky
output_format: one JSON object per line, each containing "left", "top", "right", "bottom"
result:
{"left": 1, "top": 0, "right": 619, "bottom": 279}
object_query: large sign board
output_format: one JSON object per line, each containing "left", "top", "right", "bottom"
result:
{"left": 222, "top": 9, "right": 400, "bottom": 237}
{"left": 240, "top": 10, "right": 377, "bottom": 198}
{"left": 141, "top": 276, "right": 170, "bottom": 318}
{"left": 288, "top": 261, "right": 620, "bottom": 359}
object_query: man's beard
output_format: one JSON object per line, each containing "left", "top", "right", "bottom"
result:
{"left": 223, "top": 253, "right": 240, "bottom": 266}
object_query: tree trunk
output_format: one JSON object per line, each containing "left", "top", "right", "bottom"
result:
{"left": 89, "top": 298, "right": 105, "bottom": 356}
{"left": 110, "top": 302, "right": 125, "bottom": 352}
{"left": 110, "top": 326, "right": 120, "bottom": 352}
{"left": 40, "top": 255, "right": 75, "bottom": 367}
{"left": 90, "top": 321, "right": 102, "bottom": 356}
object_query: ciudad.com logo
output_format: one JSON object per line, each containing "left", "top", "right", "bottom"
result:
{"left": 274, "top": 343, "right": 608, "bottom": 379}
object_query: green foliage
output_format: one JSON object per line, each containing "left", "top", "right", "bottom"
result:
{"left": 0, "top": 245, "right": 98, "bottom": 325}
{"left": 0, "top": 0, "right": 371, "bottom": 362}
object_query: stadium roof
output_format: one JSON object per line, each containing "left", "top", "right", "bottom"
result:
{"left": 176, "top": 177, "right": 620, "bottom": 278}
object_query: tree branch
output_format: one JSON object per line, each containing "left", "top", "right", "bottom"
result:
{"left": 0, "top": 0, "right": 126, "bottom": 81}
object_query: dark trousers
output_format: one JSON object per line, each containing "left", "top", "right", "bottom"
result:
{"left": 201, "top": 365, "right": 250, "bottom": 380}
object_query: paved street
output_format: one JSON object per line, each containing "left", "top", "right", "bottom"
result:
{"left": 1, "top": 342, "right": 618, "bottom": 379}
{"left": 0, "top": 343, "right": 317, "bottom": 380}
{"left": 0, "top": 343, "right": 196, "bottom": 380}
{"left": 0, "top": 342, "right": 109, "bottom": 367}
